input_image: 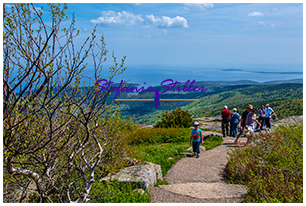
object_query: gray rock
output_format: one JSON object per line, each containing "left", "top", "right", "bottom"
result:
{"left": 101, "top": 162, "right": 163, "bottom": 190}
{"left": 132, "top": 188, "right": 145, "bottom": 195}
{"left": 272, "top": 115, "right": 302, "bottom": 129}
{"left": 179, "top": 152, "right": 193, "bottom": 157}
{"left": 210, "top": 116, "right": 222, "bottom": 121}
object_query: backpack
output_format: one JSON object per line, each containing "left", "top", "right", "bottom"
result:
{"left": 231, "top": 113, "right": 240, "bottom": 124}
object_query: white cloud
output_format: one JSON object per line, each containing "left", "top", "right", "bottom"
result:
{"left": 162, "top": 29, "right": 168, "bottom": 34}
{"left": 248, "top": 11, "right": 264, "bottom": 17}
{"left": 184, "top": 3, "right": 214, "bottom": 11}
{"left": 258, "top": 21, "right": 266, "bottom": 26}
{"left": 146, "top": 14, "right": 188, "bottom": 28}
{"left": 271, "top": 8, "right": 279, "bottom": 12}
{"left": 90, "top": 10, "right": 143, "bottom": 26}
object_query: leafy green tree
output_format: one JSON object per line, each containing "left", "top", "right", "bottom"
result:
{"left": 154, "top": 108, "right": 193, "bottom": 128}
{"left": 3, "top": 3, "right": 127, "bottom": 203}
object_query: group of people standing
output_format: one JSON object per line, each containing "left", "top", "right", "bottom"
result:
{"left": 221, "top": 104, "right": 275, "bottom": 145}
{"left": 189, "top": 103, "right": 275, "bottom": 158}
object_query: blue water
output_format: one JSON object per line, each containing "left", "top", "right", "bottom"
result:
{"left": 105, "top": 63, "right": 303, "bottom": 86}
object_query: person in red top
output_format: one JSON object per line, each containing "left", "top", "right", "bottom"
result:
{"left": 221, "top": 105, "right": 231, "bottom": 137}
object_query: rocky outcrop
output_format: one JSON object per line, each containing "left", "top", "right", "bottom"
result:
{"left": 101, "top": 162, "right": 163, "bottom": 190}
{"left": 272, "top": 115, "right": 303, "bottom": 128}
{"left": 194, "top": 116, "right": 222, "bottom": 122}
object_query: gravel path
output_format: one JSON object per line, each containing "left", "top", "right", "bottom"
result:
{"left": 150, "top": 135, "right": 247, "bottom": 203}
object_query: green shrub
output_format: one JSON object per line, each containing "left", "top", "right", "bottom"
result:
{"left": 154, "top": 108, "right": 193, "bottom": 128}
{"left": 226, "top": 121, "right": 303, "bottom": 203}
{"left": 89, "top": 180, "right": 150, "bottom": 203}
{"left": 127, "top": 128, "right": 190, "bottom": 145}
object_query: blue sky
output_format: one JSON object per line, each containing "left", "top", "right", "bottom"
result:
{"left": 4, "top": 2, "right": 303, "bottom": 85}
{"left": 44, "top": 3, "right": 303, "bottom": 68}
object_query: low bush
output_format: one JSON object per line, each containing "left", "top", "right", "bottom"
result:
{"left": 154, "top": 108, "right": 193, "bottom": 128}
{"left": 89, "top": 180, "right": 150, "bottom": 203}
{"left": 226, "top": 121, "right": 303, "bottom": 203}
{"left": 3, "top": 115, "right": 135, "bottom": 203}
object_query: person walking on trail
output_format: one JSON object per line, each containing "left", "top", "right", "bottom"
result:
{"left": 230, "top": 108, "right": 240, "bottom": 138}
{"left": 190, "top": 122, "right": 203, "bottom": 158}
{"left": 264, "top": 104, "right": 274, "bottom": 130}
{"left": 256, "top": 105, "right": 265, "bottom": 130}
{"left": 245, "top": 108, "right": 261, "bottom": 145}
{"left": 221, "top": 106, "right": 231, "bottom": 138}
{"left": 234, "top": 104, "right": 253, "bottom": 144}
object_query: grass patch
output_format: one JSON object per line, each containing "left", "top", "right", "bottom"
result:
{"left": 89, "top": 180, "right": 151, "bottom": 203}
{"left": 203, "top": 135, "right": 223, "bottom": 150}
{"left": 131, "top": 142, "right": 189, "bottom": 176}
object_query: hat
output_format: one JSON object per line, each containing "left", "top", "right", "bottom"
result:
{"left": 194, "top": 122, "right": 199, "bottom": 126}
{"left": 245, "top": 104, "right": 253, "bottom": 109}
{"left": 266, "top": 104, "right": 269, "bottom": 107}
{"left": 233, "top": 108, "right": 237, "bottom": 112}
{"left": 224, "top": 106, "right": 228, "bottom": 109}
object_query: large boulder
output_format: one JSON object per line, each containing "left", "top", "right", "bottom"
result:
{"left": 100, "top": 162, "right": 163, "bottom": 190}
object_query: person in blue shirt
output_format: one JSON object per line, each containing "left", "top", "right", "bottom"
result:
{"left": 264, "top": 104, "right": 274, "bottom": 129}
{"left": 190, "top": 122, "right": 203, "bottom": 158}
{"left": 230, "top": 108, "right": 240, "bottom": 138}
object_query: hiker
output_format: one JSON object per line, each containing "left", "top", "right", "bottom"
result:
{"left": 190, "top": 122, "right": 203, "bottom": 158}
{"left": 234, "top": 104, "right": 253, "bottom": 144}
{"left": 256, "top": 105, "right": 265, "bottom": 130}
{"left": 230, "top": 108, "right": 240, "bottom": 138}
{"left": 245, "top": 108, "right": 261, "bottom": 145}
{"left": 264, "top": 104, "right": 274, "bottom": 129}
{"left": 221, "top": 106, "right": 231, "bottom": 137}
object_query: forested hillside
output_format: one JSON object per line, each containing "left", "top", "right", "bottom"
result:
{"left": 184, "top": 83, "right": 302, "bottom": 118}
{"left": 117, "top": 82, "right": 302, "bottom": 124}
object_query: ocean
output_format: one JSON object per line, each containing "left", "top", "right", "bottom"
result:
{"left": 106, "top": 63, "right": 303, "bottom": 86}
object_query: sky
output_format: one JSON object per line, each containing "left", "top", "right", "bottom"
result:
{"left": 3, "top": 2, "right": 304, "bottom": 85}
{"left": 32, "top": 2, "right": 303, "bottom": 68}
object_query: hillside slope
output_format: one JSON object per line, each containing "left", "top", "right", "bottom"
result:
{"left": 118, "top": 82, "right": 302, "bottom": 124}
{"left": 183, "top": 83, "right": 302, "bottom": 118}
